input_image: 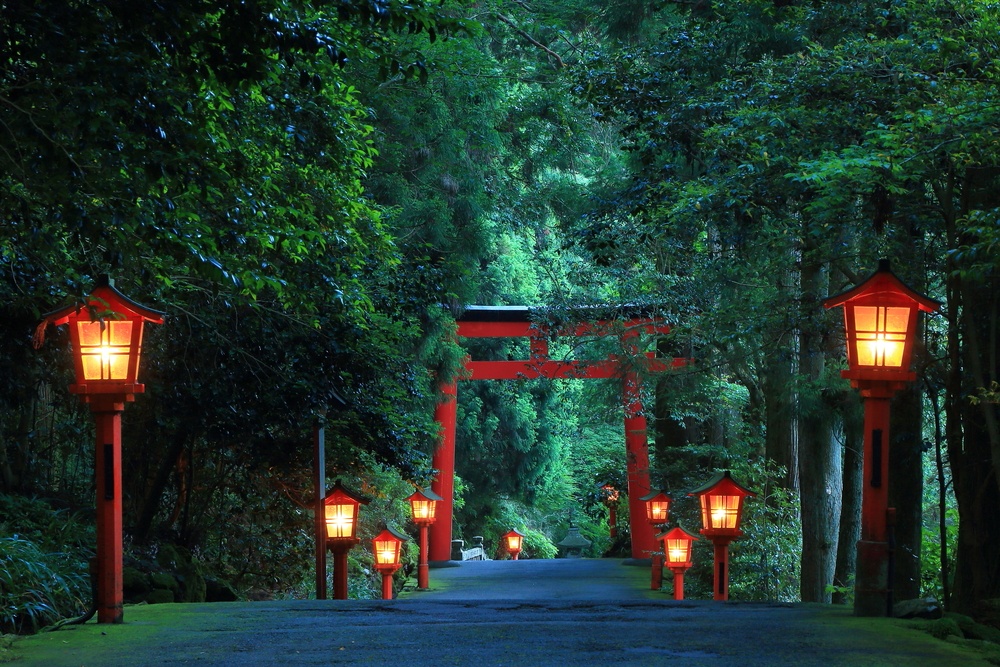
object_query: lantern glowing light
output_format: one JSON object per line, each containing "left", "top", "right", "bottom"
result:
{"left": 824, "top": 260, "right": 938, "bottom": 389}
{"left": 372, "top": 526, "right": 408, "bottom": 600}
{"left": 408, "top": 488, "right": 443, "bottom": 525}
{"left": 640, "top": 490, "right": 672, "bottom": 526}
{"left": 324, "top": 481, "right": 367, "bottom": 542}
{"left": 502, "top": 528, "right": 525, "bottom": 559}
{"left": 689, "top": 471, "right": 756, "bottom": 601}
{"left": 408, "top": 487, "right": 443, "bottom": 590}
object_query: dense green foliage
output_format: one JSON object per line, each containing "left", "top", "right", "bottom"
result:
{"left": 2, "top": 0, "right": 998, "bottom": 632}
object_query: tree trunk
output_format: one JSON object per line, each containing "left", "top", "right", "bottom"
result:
{"left": 889, "top": 382, "right": 924, "bottom": 601}
{"left": 764, "top": 345, "right": 798, "bottom": 491}
{"left": 797, "top": 257, "right": 842, "bottom": 603}
{"left": 833, "top": 392, "right": 863, "bottom": 604}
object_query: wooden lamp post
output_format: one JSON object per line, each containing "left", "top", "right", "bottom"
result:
{"left": 502, "top": 528, "right": 525, "bottom": 560}
{"left": 408, "top": 487, "right": 443, "bottom": 590}
{"left": 34, "top": 276, "right": 165, "bottom": 624}
{"left": 323, "top": 481, "right": 369, "bottom": 599}
{"left": 689, "top": 471, "right": 756, "bottom": 601}
{"left": 824, "top": 259, "right": 938, "bottom": 616}
{"left": 641, "top": 490, "right": 671, "bottom": 589}
{"left": 600, "top": 483, "right": 620, "bottom": 539}
{"left": 372, "top": 526, "right": 409, "bottom": 600}
{"left": 659, "top": 526, "right": 699, "bottom": 600}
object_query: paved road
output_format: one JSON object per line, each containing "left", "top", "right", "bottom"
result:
{"left": 12, "top": 559, "right": 992, "bottom": 666}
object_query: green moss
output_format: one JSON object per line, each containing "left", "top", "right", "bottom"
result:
{"left": 149, "top": 572, "right": 178, "bottom": 592}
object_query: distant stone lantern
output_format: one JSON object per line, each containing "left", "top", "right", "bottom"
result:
{"left": 659, "top": 526, "right": 699, "bottom": 600}
{"left": 502, "top": 528, "right": 526, "bottom": 560}
{"left": 641, "top": 490, "right": 672, "bottom": 590}
{"left": 372, "top": 526, "right": 409, "bottom": 600}
{"left": 824, "top": 258, "right": 938, "bottom": 616}
{"left": 689, "top": 471, "right": 756, "bottom": 601}
{"left": 323, "top": 481, "right": 369, "bottom": 599}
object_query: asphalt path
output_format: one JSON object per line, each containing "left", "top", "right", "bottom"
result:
{"left": 11, "top": 558, "right": 993, "bottom": 666}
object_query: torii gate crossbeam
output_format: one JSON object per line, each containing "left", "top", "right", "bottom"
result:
{"left": 430, "top": 306, "right": 686, "bottom": 562}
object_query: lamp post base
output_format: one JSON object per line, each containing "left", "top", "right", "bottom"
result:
{"left": 854, "top": 540, "right": 890, "bottom": 617}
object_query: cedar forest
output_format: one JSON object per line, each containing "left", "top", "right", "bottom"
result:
{"left": 2, "top": 0, "right": 999, "bottom": 633}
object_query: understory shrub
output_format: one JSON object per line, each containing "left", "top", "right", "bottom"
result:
{"left": 0, "top": 536, "right": 88, "bottom": 634}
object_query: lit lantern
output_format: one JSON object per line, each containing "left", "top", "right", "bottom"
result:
{"left": 641, "top": 490, "right": 672, "bottom": 526}
{"left": 324, "top": 481, "right": 367, "bottom": 541}
{"left": 824, "top": 259, "right": 938, "bottom": 391}
{"left": 502, "top": 528, "right": 526, "bottom": 560}
{"left": 372, "top": 526, "right": 409, "bottom": 600}
{"left": 408, "top": 488, "right": 443, "bottom": 590}
{"left": 689, "top": 471, "right": 756, "bottom": 601}
{"left": 600, "top": 483, "right": 620, "bottom": 539}
{"left": 824, "top": 259, "right": 939, "bottom": 617}
{"left": 659, "top": 526, "right": 699, "bottom": 600}
{"left": 641, "top": 489, "right": 672, "bottom": 591}
{"left": 690, "top": 471, "right": 755, "bottom": 538}
{"left": 323, "top": 481, "right": 369, "bottom": 599}
{"left": 34, "top": 276, "right": 164, "bottom": 625}
{"left": 408, "top": 488, "right": 443, "bottom": 526}
{"left": 36, "top": 275, "right": 165, "bottom": 400}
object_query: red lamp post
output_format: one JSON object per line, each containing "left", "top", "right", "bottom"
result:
{"left": 34, "top": 276, "right": 164, "bottom": 624}
{"left": 641, "top": 490, "right": 671, "bottom": 590}
{"left": 600, "top": 483, "right": 620, "bottom": 539}
{"left": 502, "top": 528, "right": 526, "bottom": 560}
{"left": 323, "top": 481, "right": 369, "bottom": 600}
{"left": 372, "top": 526, "right": 409, "bottom": 600}
{"left": 689, "top": 471, "right": 756, "bottom": 601}
{"left": 824, "top": 259, "right": 938, "bottom": 616}
{"left": 407, "top": 487, "right": 443, "bottom": 590}
{"left": 659, "top": 526, "right": 699, "bottom": 600}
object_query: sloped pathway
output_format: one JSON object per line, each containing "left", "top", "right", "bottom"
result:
{"left": 11, "top": 558, "right": 992, "bottom": 666}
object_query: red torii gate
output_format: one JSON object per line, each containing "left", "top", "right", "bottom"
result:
{"left": 430, "top": 305, "right": 686, "bottom": 562}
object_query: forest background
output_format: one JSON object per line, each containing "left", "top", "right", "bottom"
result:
{"left": 2, "top": 0, "right": 999, "bottom": 633}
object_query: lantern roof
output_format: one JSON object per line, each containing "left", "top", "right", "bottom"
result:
{"left": 688, "top": 470, "right": 757, "bottom": 499}
{"left": 324, "top": 479, "right": 371, "bottom": 506}
{"left": 557, "top": 526, "right": 593, "bottom": 549}
{"left": 502, "top": 528, "right": 526, "bottom": 537}
{"left": 640, "top": 490, "right": 672, "bottom": 503}
{"left": 374, "top": 525, "right": 410, "bottom": 542}
{"left": 34, "top": 276, "right": 165, "bottom": 351}
{"left": 823, "top": 260, "right": 939, "bottom": 313}
{"left": 40, "top": 275, "right": 166, "bottom": 328}
{"left": 656, "top": 525, "right": 701, "bottom": 542}
{"left": 407, "top": 487, "right": 444, "bottom": 502}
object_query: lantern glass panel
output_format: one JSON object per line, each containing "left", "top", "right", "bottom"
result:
{"left": 647, "top": 500, "right": 669, "bottom": 523}
{"left": 851, "top": 305, "right": 910, "bottom": 368}
{"left": 701, "top": 494, "right": 741, "bottom": 530}
{"left": 666, "top": 538, "right": 691, "bottom": 565}
{"left": 506, "top": 535, "right": 522, "bottom": 551}
{"left": 77, "top": 320, "right": 135, "bottom": 380}
{"left": 325, "top": 504, "right": 356, "bottom": 539}
{"left": 374, "top": 538, "right": 400, "bottom": 566}
{"left": 411, "top": 499, "right": 435, "bottom": 521}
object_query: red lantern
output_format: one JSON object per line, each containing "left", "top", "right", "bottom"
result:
{"left": 323, "top": 481, "right": 369, "bottom": 599}
{"left": 659, "top": 526, "right": 699, "bottom": 600}
{"left": 689, "top": 471, "right": 756, "bottom": 601}
{"left": 689, "top": 471, "right": 756, "bottom": 538}
{"left": 823, "top": 259, "right": 938, "bottom": 393}
{"left": 502, "top": 528, "right": 525, "bottom": 560}
{"left": 824, "top": 259, "right": 939, "bottom": 617}
{"left": 372, "top": 526, "right": 409, "bottom": 600}
{"left": 35, "top": 276, "right": 164, "bottom": 625}
{"left": 641, "top": 490, "right": 672, "bottom": 526}
{"left": 408, "top": 488, "right": 443, "bottom": 590}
